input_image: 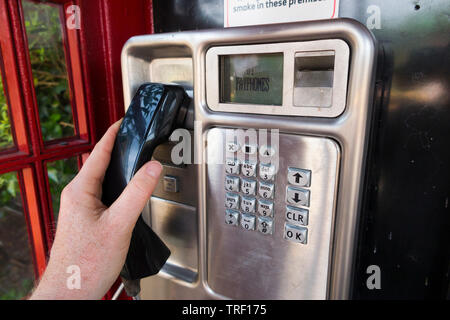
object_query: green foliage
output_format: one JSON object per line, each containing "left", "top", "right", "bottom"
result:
{"left": 0, "top": 279, "right": 33, "bottom": 300}
{"left": 23, "top": 0, "right": 74, "bottom": 140}
{"left": 0, "top": 77, "right": 13, "bottom": 149}
{"left": 47, "top": 157, "right": 78, "bottom": 218}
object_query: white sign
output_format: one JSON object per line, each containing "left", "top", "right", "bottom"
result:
{"left": 224, "top": 0, "right": 339, "bottom": 28}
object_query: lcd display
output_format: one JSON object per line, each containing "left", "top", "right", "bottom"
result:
{"left": 220, "top": 53, "right": 283, "bottom": 106}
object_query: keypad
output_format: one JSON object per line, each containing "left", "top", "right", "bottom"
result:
{"left": 224, "top": 141, "right": 313, "bottom": 243}
{"left": 224, "top": 140, "right": 278, "bottom": 236}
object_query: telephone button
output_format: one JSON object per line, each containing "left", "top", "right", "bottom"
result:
{"left": 225, "top": 158, "right": 240, "bottom": 175}
{"left": 241, "top": 196, "right": 256, "bottom": 213}
{"left": 286, "top": 187, "right": 310, "bottom": 207}
{"left": 240, "top": 213, "right": 256, "bottom": 231}
{"left": 284, "top": 224, "right": 308, "bottom": 244}
{"left": 225, "top": 193, "right": 240, "bottom": 209}
{"left": 287, "top": 168, "right": 311, "bottom": 188}
{"left": 242, "top": 161, "right": 257, "bottom": 177}
{"left": 225, "top": 209, "right": 239, "bottom": 226}
{"left": 259, "top": 182, "right": 275, "bottom": 199}
{"left": 225, "top": 176, "right": 240, "bottom": 192}
{"left": 286, "top": 206, "right": 309, "bottom": 226}
{"left": 257, "top": 199, "right": 274, "bottom": 217}
{"left": 257, "top": 217, "right": 273, "bottom": 235}
{"left": 259, "top": 164, "right": 276, "bottom": 181}
{"left": 241, "top": 178, "right": 257, "bottom": 196}
{"left": 226, "top": 141, "right": 240, "bottom": 153}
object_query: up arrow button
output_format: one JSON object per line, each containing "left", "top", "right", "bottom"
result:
{"left": 287, "top": 168, "right": 311, "bottom": 188}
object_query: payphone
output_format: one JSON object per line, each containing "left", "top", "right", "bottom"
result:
{"left": 108, "top": 18, "right": 377, "bottom": 299}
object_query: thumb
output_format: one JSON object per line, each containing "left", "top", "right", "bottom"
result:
{"left": 107, "top": 161, "right": 163, "bottom": 230}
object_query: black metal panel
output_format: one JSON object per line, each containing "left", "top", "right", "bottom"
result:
{"left": 153, "top": 0, "right": 450, "bottom": 299}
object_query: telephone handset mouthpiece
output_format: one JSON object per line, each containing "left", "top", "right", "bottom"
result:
{"left": 102, "top": 83, "right": 190, "bottom": 294}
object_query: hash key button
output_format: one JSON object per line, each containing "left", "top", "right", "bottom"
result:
{"left": 257, "top": 217, "right": 273, "bottom": 235}
{"left": 286, "top": 186, "right": 310, "bottom": 207}
{"left": 284, "top": 224, "right": 308, "bottom": 244}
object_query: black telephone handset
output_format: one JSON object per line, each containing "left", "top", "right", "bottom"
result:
{"left": 102, "top": 83, "right": 190, "bottom": 295}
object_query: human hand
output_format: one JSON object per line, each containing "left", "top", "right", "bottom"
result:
{"left": 30, "top": 120, "right": 163, "bottom": 300}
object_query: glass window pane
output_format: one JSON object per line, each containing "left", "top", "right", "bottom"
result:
{"left": 0, "top": 172, "right": 34, "bottom": 300}
{"left": 47, "top": 157, "right": 78, "bottom": 219}
{"left": 0, "top": 71, "right": 14, "bottom": 150}
{"left": 22, "top": 0, "right": 75, "bottom": 141}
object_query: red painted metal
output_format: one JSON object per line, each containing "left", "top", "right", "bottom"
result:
{"left": 0, "top": 0, "right": 154, "bottom": 299}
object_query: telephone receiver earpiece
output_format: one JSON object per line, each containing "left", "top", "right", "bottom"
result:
{"left": 102, "top": 83, "right": 190, "bottom": 294}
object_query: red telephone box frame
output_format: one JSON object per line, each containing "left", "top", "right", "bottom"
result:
{"left": 0, "top": 0, "right": 153, "bottom": 299}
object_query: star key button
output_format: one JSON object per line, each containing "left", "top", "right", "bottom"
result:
{"left": 225, "top": 209, "right": 239, "bottom": 226}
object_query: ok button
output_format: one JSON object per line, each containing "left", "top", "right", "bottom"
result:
{"left": 284, "top": 224, "right": 308, "bottom": 244}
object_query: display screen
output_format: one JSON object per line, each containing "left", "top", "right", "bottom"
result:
{"left": 220, "top": 53, "right": 283, "bottom": 106}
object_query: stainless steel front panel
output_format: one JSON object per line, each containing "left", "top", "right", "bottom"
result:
{"left": 206, "top": 128, "right": 340, "bottom": 299}
{"left": 122, "top": 19, "right": 377, "bottom": 299}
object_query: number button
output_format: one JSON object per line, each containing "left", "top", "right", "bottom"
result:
{"left": 257, "top": 199, "right": 274, "bottom": 217}
{"left": 259, "top": 164, "right": 276, "bottom": 181}
{"left": 241, "top": 178, "right": 256, "bottom": 196}
{"left": 242, "top": 161, "right": 257, "bottom": 178}
{"left": 225, "top": 193, "right": 239, "bottom": 209}
{"left": 225, "top": 158, "right": 240, "bottom": 175}
{"left": 225, "top": 209, "right": 239, "bottom": 226}
{"left": 257, "top": 217, "right": 273, "bottom": 235}
{"left": 241, "top": 197, "right": 256, "bottom": 213}
{"left": 225, "top": 176, "right": 240, "bottom": 192}
{"left": 258, "top": 181, "right": 275, "bottom": 199}
{"left": 240, "top": 213, "right": 256, "bottom": 231}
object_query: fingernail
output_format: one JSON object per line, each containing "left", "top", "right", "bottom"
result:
{"left": 146, "top": 161, "right": 163, "bottom": 178}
